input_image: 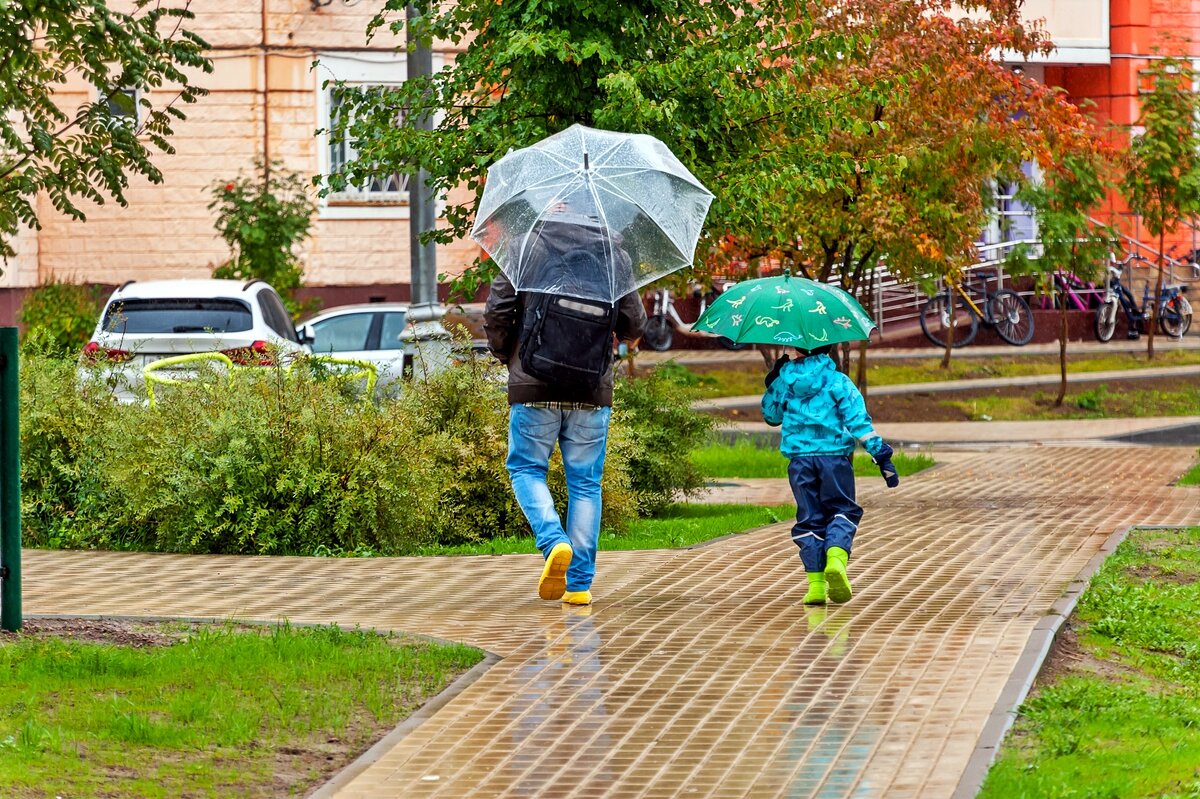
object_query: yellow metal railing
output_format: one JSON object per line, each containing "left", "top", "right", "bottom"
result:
{"left": 143, "top": 353, "right": 378, "bottom": 407}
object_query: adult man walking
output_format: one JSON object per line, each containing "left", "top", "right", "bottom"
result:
{"left": 484, "top": 222, "right": 646, "bottom": 607}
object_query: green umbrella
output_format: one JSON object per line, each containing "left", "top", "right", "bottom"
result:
{"left": 691, "top": 275, "right": 876, "bottom": 347}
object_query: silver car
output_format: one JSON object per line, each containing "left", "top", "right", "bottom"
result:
{"left": 299, "top": 303, "right": 414, "bottom": 393}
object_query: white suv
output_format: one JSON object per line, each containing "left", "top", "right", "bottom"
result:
{"left": 82, "top": 278, "right": 310, "bottom": 402}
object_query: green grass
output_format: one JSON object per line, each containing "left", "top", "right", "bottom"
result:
{"left": 1181, "top": 456, "right": 1200, "bottom": 486}
{"left": 867, "top": 349, "right": 1200, "bottom": 387}
{"left": 0, "top": 623, "right": 483, "bottom": 798}
{"left": 661, "top": 350, "right": 1200, "bottom": 399}
{"left": 410, "top": 502, "right": 798, "bottom": 556}
{"left": 980, "top": 526, "right": 1200, "bottom": 798}
{"left": 943, "top": 383, "right": 1200, "bottom": 421}
{"left": 689, "top": 441, "right": 935, "bottom": 479}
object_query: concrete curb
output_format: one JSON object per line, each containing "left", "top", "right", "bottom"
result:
{"left": 308, "top": 651, "right": 502, "bottom": 798}
{"left": 950, "top": 524, "right": 1138, "bottom": 798}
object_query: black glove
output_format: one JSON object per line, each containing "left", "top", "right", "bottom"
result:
{"left": 764, "top": 355, "right": 789, "bottom": 389}
{"left": 872, "top": 442, "right": 899, "bottom": 488}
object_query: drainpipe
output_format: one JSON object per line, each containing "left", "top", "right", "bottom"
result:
{"left": 401, "top": 3, "right": 451, "bottom": 376}
{"left": 261, "top": 0, "right": 270, "bottom": 176}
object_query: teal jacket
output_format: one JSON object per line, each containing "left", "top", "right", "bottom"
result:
{"left": 761, "top": 355, "right": 885, "bottom": 459}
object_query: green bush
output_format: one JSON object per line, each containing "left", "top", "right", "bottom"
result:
{"left": 210, "top": 159, "right": 315, "bottom": 317}
{"left": 611, "top": 367, "right": 716, "bottom": 514}
{"left": 17, "top": 277, "right": 106, "bottom": 357}
{"left": 20, "top": 353, "right": 693, "bottom": 555}
{"left": 18, "top": 348, "right": 122, "bottom": 549}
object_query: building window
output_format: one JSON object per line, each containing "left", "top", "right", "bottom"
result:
{"left": 316, "top": 52, "right": 437, "bottom": 220}
{"left": 325, "top": 87, "right": 409, "bottom": 205}
{"left": 104, "top": 87, "right": 140, "bottom": 127}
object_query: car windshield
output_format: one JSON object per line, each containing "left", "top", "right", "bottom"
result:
{"left": 103, "top": 298, "right": 254, "bottom": 334}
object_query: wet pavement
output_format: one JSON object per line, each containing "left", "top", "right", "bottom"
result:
{"left": 21, "top": 445, "right": 1200, "bottom": 798}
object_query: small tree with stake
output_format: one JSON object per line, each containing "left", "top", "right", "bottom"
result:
{"left": 209, "top": 160, "right": 316, "bottom": 317}
{"left": 1009, "top": 148, "right": 1117, "bottom": 406}
{"left": 1120, "top": 55, "right": 1200, "bottom": 361}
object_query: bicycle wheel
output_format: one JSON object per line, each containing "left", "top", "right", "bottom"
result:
{"left": 920, "top": 293, "right": 978, "bottom": 348}
{"left": 642, "top": 314, "right": 673, "bottom": 351}
{"left": 989, "top": 289, "right": 1035, "bottom": 345}
{"left": 1159, "top": 296, "right": 1192, "bottom": 338}
{"left": 1094, "top": 299, "right": 1118, "bottom": 342}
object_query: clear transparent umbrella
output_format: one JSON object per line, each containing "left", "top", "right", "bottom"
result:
{"left": 470, "top": 124, "right": 715, "bottom": 304}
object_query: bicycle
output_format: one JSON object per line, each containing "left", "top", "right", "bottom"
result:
{"left": 919, "top": 269, "right": 1035, "bottom": 348}
{"left": 1094, "top": 254, "right": 1193, "bottom": 341}
{"left": 642, "top": 281, "right": 747, "bottom": 351}
{"left": 1038, "top": 271, "right": 1106, "bottom": 313}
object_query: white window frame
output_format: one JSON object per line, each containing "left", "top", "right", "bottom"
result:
{"left": 316, "top": 51, "right": 443, "bottom": 221}
{"left": 97, "top": 86, "right": 141, "bottom": 128}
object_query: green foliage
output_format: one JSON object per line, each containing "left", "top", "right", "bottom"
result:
{"left": 1009, "top": 151, "right": 1117, "bottom": 288}
{"left": 16, "top": 277, "right": 106, "bottom": 357}
{"left": 22, "top": 352, "right": 703, "bottom": 555}
{"left": 331, "top": 0, "right": 863, "bottom": 298}
{"left": 0, "top": 1, "right": 212, "bottom": 261}
{"left": 610, "top": 367, "right": 716, "bottom": 514}
{"left": 0, "top": 622, "right": 482, "bottom": 796}
{"left": 1120, "top": 55, "right": 1200, "bottom": 359}
{"left": 210, "top": 159, "right": 316, "bottom": 316}
{"left": 1122, "top": 57, "right": 1200, "bottom": 241}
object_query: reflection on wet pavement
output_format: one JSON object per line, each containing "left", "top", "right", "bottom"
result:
{"left": 22, "top": 446, "right": 1200, "bottom": 798}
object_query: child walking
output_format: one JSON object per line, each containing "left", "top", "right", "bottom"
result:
{"left": 761, "top": 346, "right": 899, "bottom": 604}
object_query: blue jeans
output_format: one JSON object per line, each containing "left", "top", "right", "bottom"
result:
{"left": 506, "top": 404, "right": 612, "bottom": 592}
{"left": 788, "top": 455, "right": 862, "bottom": 573}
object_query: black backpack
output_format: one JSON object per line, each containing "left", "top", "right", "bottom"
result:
{"left": 518, "top": 288, "right": 618, "bottom": 389}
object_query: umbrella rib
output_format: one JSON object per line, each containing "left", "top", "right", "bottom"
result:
{"left": 512, "top": 175, "right": 585, "bottom": 286}
{"left": 592, "top": 175, "right": 692, "bottom": 260}
{"left": 581, "top": 174, "right": 618, "bottom": 302}
{"left": 589, "top": 136, "right": 628, "bottom": 167}
{"left": 530, "top": 147, "right": 584, "bottom": 173}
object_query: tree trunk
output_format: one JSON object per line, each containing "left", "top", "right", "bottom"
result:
{"left": 940, "top": 295, "right": 954, "bottom": 369}
{"left": 1148, "top": 231, "right": 1165, "bottom": 361}
{"left": 856, "top": 338, "right": 869, "bottom": 397}
{"left": 1055, "top": 295, "right": 1068, "bottom": 406}
{"left": 760, "top": 344, "right": 790, "bottom": 368}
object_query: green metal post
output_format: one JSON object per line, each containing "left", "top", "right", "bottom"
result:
{"left": 1, "top": 327, "right": 20, "bottom": 631}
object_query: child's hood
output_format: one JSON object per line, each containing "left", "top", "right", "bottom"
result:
{"left": 779, "top": 354, "right": 836, "bottom": 399}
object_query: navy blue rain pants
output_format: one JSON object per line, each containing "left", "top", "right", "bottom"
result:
{"left": 787, "top": 455, "right": 863, "bottom": 573}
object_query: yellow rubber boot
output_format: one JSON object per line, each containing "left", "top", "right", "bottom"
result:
{"left": 803, "top": 573, "right": 827, "bottom": 605}
{"left": 538, "top": 542, "right": 573, "bottom": 600}
{"left": 562, "top": 590, "right": 592, "bottom": 606}
{"left": 824, "top": 547, "right": 852, "bottom": 604}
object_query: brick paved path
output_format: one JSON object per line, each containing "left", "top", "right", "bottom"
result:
{"left": 23, "top": 445, "right": 1200, "bottom": 798}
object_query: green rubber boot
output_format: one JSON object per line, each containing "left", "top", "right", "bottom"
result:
{"left": 825, "top": 547, "right": 852, "bottom": 604}
{"left": 803, "top": 573, "right": 827, "bottom": 605}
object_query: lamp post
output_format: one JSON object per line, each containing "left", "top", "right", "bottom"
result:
{"left": 403, "top": 2, "right": 452, "bottom": 375}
